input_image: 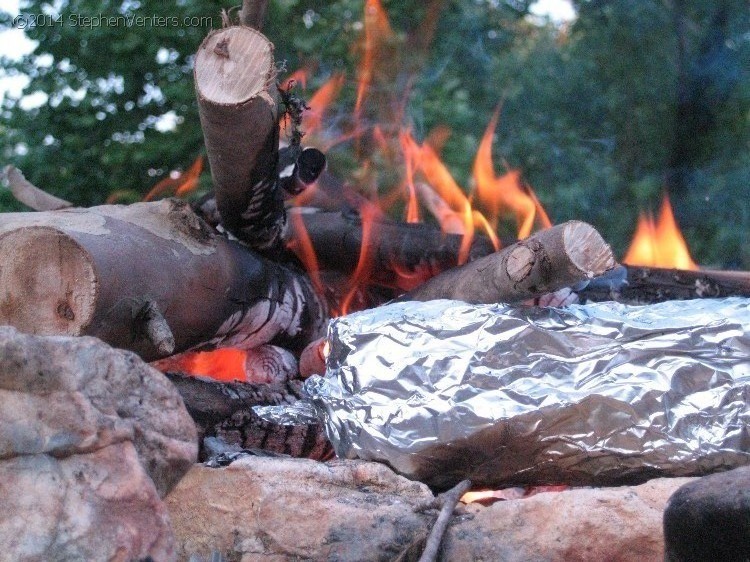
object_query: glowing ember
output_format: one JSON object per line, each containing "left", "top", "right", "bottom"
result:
{"left": 623, "top": 195, "right": 697, "bottom": 270}
{"left": 461, "top": 485, "right": 570, "bottom": 505}
{"left": 152, "top": 348, "right": 247, "bottom": 383}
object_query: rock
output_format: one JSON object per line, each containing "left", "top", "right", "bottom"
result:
{"left": 166, "top": 453, "right": 700, "bottom": 562}
{"left": 443, "top": 477, "right": 696, "bottom": 562}
{"left": 0, "top": 326, "right": 199, "bottom": 561}
{"left": 0, "top": 443, "right": 175, "bottom": 561}
{"left": 165, "top": 457, "right": 435, "bottom": 561}
{"left": 663, "top": 466, "right": 750, "bottom": 562}
{"left": 0, "top": 326, "right": 198, "bottom": 496}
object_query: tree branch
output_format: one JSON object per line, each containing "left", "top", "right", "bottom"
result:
{"left": 1, "top": 165, "right": 73, "bottom": 211}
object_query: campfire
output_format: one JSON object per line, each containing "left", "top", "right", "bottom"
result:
{"left": 1, "top": 1, "right": 749, "bottom": 560}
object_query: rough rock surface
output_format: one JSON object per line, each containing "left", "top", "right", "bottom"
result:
{"left": 0, "top": 443, "right": 175, "bottom": 561}
{"left": 664, "top": 466, "right": 750, "bottom": 561}
{"left": 0, "top": 326, "right": 199, "bottom": 561}
{"left": 166, "top": 455, "right": 697, "bottom": 562}
{"left": 444, "top": 477, "right": 696, "bottom": 562}
{"left": 165, "top": 456, "right": 435, "bottom": 561}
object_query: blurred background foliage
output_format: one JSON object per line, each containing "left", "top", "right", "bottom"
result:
{"left": 1, "top": 0, "right": 748, "bottom": 266}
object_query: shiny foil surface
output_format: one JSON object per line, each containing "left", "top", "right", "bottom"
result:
{"left": 263, "top": 298, "right": 750, "bottom": 489}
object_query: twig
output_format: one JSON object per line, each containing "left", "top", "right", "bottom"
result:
{"left": 418, "top": 479, "right": 472, "bottom": 562}
{"left": 137, "top": 299, "right": 176, "bottom": 357}
{"left": 1, "top": 165, "right": 72, "bottom": 211}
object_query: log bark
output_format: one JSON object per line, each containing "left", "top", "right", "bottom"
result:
{"left": 194, "top": 25, "right": 284, "bottom": 252}
{"left": 0, "top": 200, "right": 327, "bottom": 361}
{"left": 239, "top": 0, "right": 268, "bottom": 29}
{"left": 403, "top": 221, "right": 616, "bottom": 304}
{"left": 580, "top": 264, "right": 750, "bottom": 304}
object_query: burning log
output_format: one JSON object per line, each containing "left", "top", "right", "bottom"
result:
{"left": 0, "top": 199, "right": 327, "bottom": 361}
{"left": 580, "top": 264, "right": 750, "bottom": 303}
{"left": 403, "top": 220, "right": 616, "bottom": 303}
{"left": 287, "top": 208, "right": 498, "bottom": 291}
{"left": 194, "top": 25, "right": 284, "bottom": 252}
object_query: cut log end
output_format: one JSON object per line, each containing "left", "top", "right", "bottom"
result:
{"left": 0, "top": 227, "right": 97, "bottom": 335}
{"left": 195, "top": 26, "right": 274, "bottom": 106}
{"left": 562, "top": 221, "right": 616, "bottom": 277}
{"left": 506, "top": 246, "right": 535, "bottom": 282}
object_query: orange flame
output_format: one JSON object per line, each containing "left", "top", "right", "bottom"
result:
{"left": 354, "top": 0, "right": 394, "bottom": 123}
{"left": 472, "top": 210, "right": 501, "bottom": 251}
{"left": 415, "top": 182, "right": 465, "bottom": 235}
{"left": 419, "top": 141, "right": 470, "bottom": 213}
{"left": 623, "top": 195, "right": 697, "bottom": 270}
{"left": 143, "top": 155, "right": 203, "bottom": 201}
{"left": 388, "top": 255, "right": 434, "bottom": 292}
{"left": 399, "top": 130, "right": 421, "bottom": 223}
{"left": 397, "top": 130, "right": 480, "bottom": 260}
{"left": 287, "top": 211, "right": 326, "bottom": 297}
{"left": 280, "top": 67, "right": 309, "bottom": 91}
{"left": 473, "top": 109, "right": 551, "bottom": 238}
{"left": 458, "top": 199, "right": 475, "bottom": 265}
{"left": 339, "top": 202, "right": 380, "bottom": 315}
{"left": 304, "top": 73, "right": 345, "bottom": 136}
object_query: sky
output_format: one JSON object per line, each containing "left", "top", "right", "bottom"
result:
{"left": 0, "top": 0, "right": 577, "bottom": 103}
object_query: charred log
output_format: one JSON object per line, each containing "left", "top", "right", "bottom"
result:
{"left": 194, "top": 25, "right": 284, "bottom": 252}
{"left": 166, "top": 372, "right": 332, "bottom": 461}
{"left": 0, "top": 200, "right": 327, "bottom": 361}
{"left": 278, "top": 147, "right": 327, "bottom": 197}
{"left": 403, "top": 221, "right": 616, "bottom": 304}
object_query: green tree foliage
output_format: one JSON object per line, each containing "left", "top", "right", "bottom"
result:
{"left": 1, "top": 0, "right": 748, "bottom": 266}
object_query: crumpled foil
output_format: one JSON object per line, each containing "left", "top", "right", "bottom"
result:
{"left": 257, "top": 298, "right": 750, "bottom": 489}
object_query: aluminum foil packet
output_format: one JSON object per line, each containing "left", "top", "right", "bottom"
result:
{"left": 258, "top": 298, "right": 750, "bottom": 489}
